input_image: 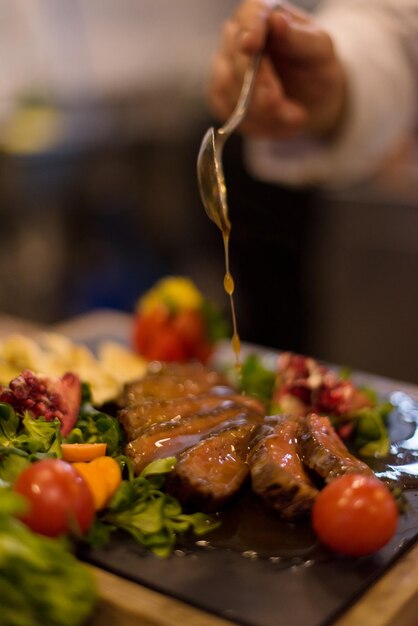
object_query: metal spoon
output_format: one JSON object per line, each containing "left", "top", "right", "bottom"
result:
{"left": 197, "top": 53, "right": 261, "bottom": 234}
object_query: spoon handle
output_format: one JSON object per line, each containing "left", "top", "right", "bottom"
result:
{"left": 219, "top": 53, "right": 261, "bottom": 137}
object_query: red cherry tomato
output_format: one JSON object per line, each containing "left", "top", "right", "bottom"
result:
{"left": 173, "top": 309, "right": 205, "bottom": 347}
{"left": 146, "top": 327, "right": 188, "bottom": 362}
{"left": 13, "top": 458, "right": 95, "bottom": 537}
{"left": 173, "top": 309, "right": 212, "bottom": 363}
{"left": 133, "top": 306, "right": 170, "bottom": 356}
{"left": 312, "top": 473, "right": 399, "bottom": 556}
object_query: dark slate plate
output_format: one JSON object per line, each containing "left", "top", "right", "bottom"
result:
{"left": 56, "top": 318, "right": 417, "bottom": 626}
{"left": 80, "top": 495, "right": 418, "bottom": 626}
{"left": 79, "top": 391, "right": 418, "bottom": 626}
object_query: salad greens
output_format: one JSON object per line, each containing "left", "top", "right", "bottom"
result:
{"left": 237, "top": 353, "right": 392, "bottom": 459}
{"left": 0, "top": 384, "right": 219, "bottom": 558}
{"left": 238, "top": 354, "right": 276, "bottom": 407}
{"left": 0, "top": 488, "right": 96, "bottom": 626}
{"left": 352, "top": 402, "right": 393, "bottom": 458}
{"left": 64, "top": 383, "right": 124, "bottom": 456}
{"left": 89, "top": 457, "right": 220, "bottom": 558}
{"left": 0, "top": 403, "right": 62, "bottom": 482}
{"left": 201, "top": 299, "right": 230, "bottom": 343}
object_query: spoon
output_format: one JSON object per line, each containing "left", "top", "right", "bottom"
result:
{"left": 197, "top": 53, "right": 261, "bottom": 234}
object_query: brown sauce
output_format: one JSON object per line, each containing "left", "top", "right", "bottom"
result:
{"left": 222, "top": 231, "right": 241, "bottom": 371}
{"left": 206, "top": 490, "right": 318, "bottom": 561}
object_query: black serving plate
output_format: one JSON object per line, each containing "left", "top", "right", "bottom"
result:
{"left": 77, "top": 341, "right": 418, "bottom": 626}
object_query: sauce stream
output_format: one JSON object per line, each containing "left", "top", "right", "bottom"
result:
{"left": 222, "top": 232, "right": 240, "bottom": 370}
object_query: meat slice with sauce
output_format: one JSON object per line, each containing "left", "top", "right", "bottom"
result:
{"left": 248, "top": 416, "right": 319, "bottom": 520}
{"left": 122, "top": 361, "right": 228, "bottom": 405}
{"left": 125, "top": 404, "right": 263, "bottom": 475}
{"left": 167, "top": 422, "right": 264, "bottom": 511}
{"left": 298, "top": 413, "right": 374, "bottom": 483}
{"left": 119, "top": 391, "right": 264, "bottom": 441}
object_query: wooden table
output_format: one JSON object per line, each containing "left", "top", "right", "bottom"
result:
{"left": 1, "top": 309, "right": 418, "bottom": 626}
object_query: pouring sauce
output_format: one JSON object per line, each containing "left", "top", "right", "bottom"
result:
{"left": 202, "top": 144, "right": 241, "bottom": 370}
{"left": 222, "top": 232, "right": 241, "bottom": 370}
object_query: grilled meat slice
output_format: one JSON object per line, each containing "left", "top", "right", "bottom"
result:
{"left": 122, "top": 362, "right": 229, "bottom": 405}
{"left": 126, "top": 404, "right": 263, "bottom": 474}
{"left": 119, "top": 392, "right": 264, "bottom": 441}
{"left": 167, "top": 422, "right": 263, "bottom": 511}
{"left": 248, "top": 416, "right": 319, "bottom": 520}
{"left": 298, "top": 413, "right": 374, "bottom": 483}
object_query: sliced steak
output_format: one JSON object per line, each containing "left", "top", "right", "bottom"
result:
{"left": 119, "top": 392, "right": 264, "bottom": 441}
{"left": 122, "top": 362, "right": 229, "bottom": 405}
{"left": 248, "top": 416, "right": 319, "bottom": 520}
{"left": 167, "top": 422, "right": 263, "bottom": 511}
{"left": 298, "top": 413, "right": 374, "bottom": 483}
{"left": 126, "top": 404, "right": 263, "bottom": 474}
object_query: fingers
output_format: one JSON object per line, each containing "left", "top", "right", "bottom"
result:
{"left": 268, "top": 10, "right": 335, "bottom": 65}
{"left": 209, "top": 52, "right": 307, "bottom": 140}
{"left": 232, "top": 0, "right": 273, "bottom": 54}
{"left": 207, "top": 0, "right": 317, "bottom": 139}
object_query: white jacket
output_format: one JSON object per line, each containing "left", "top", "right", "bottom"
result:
{"left": 245, "top": 0, "right": 418, "bottom": 187}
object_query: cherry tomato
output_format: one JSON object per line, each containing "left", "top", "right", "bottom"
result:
{"left": 133, "top": 306, "right": 170, "bottom": 356}
{"left": 173, "top": 309, "right": 212, "bottom": 363}
{"left": 312, "top": 473, "right": 398, "bottom": 556}
{"left": 61, "top": 442, "right": 107, "bottom": 463}
{"left": 133, "top": 306, "right": 213, "bottom": 362}
{"left": 173, "top": 309, "right": 205, "bottom": 348}
{"left": 13, "top": 458, "right": 95, "bottom": 537}
{"left": 146, "top": 327, "right": 188, "bottom": 362}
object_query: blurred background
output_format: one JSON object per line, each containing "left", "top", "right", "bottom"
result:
{"left": 0, "top": 0, "right": 416, "bottom": 383}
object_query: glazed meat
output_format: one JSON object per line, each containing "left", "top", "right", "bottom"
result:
{"left": 118, "top": 361, "right": 375, "bottom": 521}
{"left": 168, "top": 422, "right": 263, "bottom": 511}
{"left": 125, "top": 403, "right": 263, "bottom": 475}
{"left": 122, "top": 361, "right": 228, "bottom": 405}
{"left": 249, "top": 416, "right": 319, "bottom": 520}
{"left": 298, "top": 413, "right": 373, "bottom": 483}
{"left": 119, "top": 391, "right": 264, "bottom": 441}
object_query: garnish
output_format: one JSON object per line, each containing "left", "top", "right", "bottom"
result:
{"left": 238, "top": 354, "right": 276, "bottom": 406}
{"left": 0, "top": 369, "right": 81, "bottom": 436}
{"left": 133, "top": 276, "right": 228, "bottom": 363}
{"left": 89, "top": 457, "right": 220, "bottom": 558}
{"left": 0, "top": 402, "right": 62, "bottom": 482}
{"left": 64, "top": 383, "right": 124, "bottom": 456}
{"left": 0, "top": 488, "right": 97, "bottom": 626}
{"left": 236, "top": 352, "right": 392, "bottom": 459}
{"left": 351, "top": 403, "right": 392, "bottom": 458}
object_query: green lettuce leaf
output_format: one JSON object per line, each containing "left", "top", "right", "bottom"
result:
{"left": 0, "top": 404, "right": 62, "bottom": 482}
{"left": 352, "top": 402, "right": 393, "bottom": 458}
{"left": 239, "top": 354, "right": 276, "bottom": 405}
{"left": 65, "top": 384, "right": 124, "bottom": 455}
{"left": 92, "top": 456, "right": 220, "bottom": 557}
{"left": 0, "top": 488, "right": 97, "bottom": 626}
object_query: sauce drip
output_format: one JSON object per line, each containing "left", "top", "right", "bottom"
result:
{"left": 202, "top": 137, "right": 242, "bottom": 369}
{"left": 222, "top": 231, "right": 241, "bottom": 370}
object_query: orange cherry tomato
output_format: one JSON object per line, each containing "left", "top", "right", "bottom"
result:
{"left": 61, "top": 443, "right": 107, "bottom": 463}
{"left": 72, "top": 456, "right": 122, "bottom": 511}
{"left": 312, "top": 473, "right": 399, "bottom": 556}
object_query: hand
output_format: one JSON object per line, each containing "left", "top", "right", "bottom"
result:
{"left": 208, "top": 0, "right": 346, "bottom": 140}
